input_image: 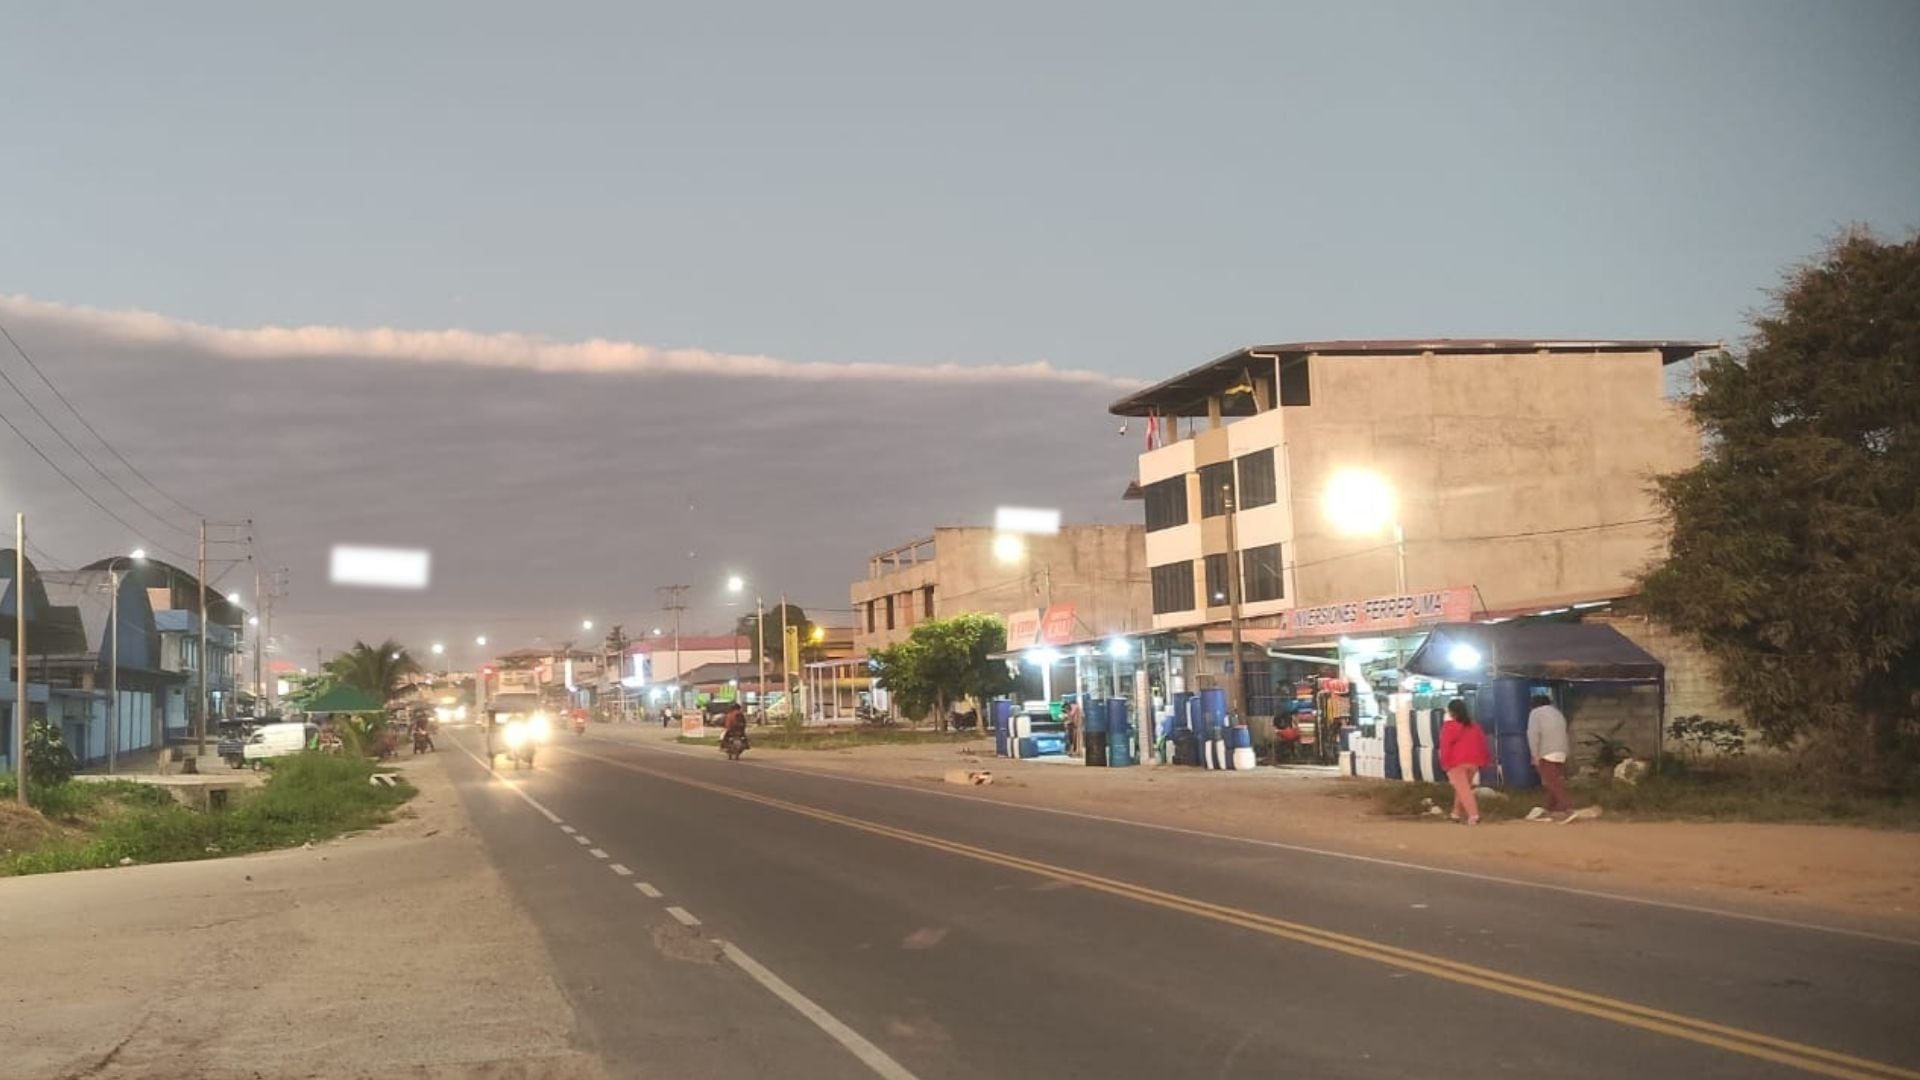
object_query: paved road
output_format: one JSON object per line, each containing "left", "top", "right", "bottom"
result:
{"left": 444, "top": 727, "right": 1920, "bottom": 1080}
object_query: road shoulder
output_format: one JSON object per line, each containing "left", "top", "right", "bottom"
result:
{"left": 0, "top": 750, "right": 606, "bottom": 1080}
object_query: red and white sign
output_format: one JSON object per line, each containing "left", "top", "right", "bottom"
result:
{"left": 1004, "top": 609, "right": 1043, "bottom": 650}
{"left": 1040, "top": 603, "right": 1077, "bottom": 645}
{"left": 1277, "top": 586, "right": 1473, "bottom": 638}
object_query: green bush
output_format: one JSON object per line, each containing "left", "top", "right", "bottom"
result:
{"left": 0, "top": 752, "right": 414, "bottom": 876}
{"left": 26, "top": 720, "right": 75, "bottom": 788}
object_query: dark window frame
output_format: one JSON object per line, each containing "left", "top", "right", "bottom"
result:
{"left": 1243, "top": 542, "right": 1285, "bottom": 603}
{"left": 1204, "top": 553, "right": 1233, "bottom": 606}
{"left": 1235, "top": 449, "right": 1276, "bottom": 510}
{"left": 1150, "top": 561, "right": 1196, "bottom": 615}
{"left": 1279, "top": 357, "right": 1311, "bottom": 406}
{"left": 1143, "top": 476, "right": 1189, "bottom": 532}
{"left": 1198, "top": 461, "right": 1235, "bottom": 518}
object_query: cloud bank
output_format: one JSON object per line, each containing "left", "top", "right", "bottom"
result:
{"left": 0, "top": 295, "right": 1141, "bottom": 389}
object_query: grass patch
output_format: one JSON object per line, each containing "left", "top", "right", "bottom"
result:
{"left": 677, "top": 727, "right": 986, "bottom": 752}
{"left": 1347, "top": 758, "right": 1920, "bottom": 828}
{"left": 0, "top": 753, "right": 414, "bottom": 876}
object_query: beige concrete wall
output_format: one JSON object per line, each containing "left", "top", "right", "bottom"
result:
{"left": 1589, "top": 611, "right": 1746, "bottom": 728}
{"left": 1283, "top": 348, "right": 1698, "bottom": 611}
{"left": 850, "top": 526, "right": 1152, "bottom": 652}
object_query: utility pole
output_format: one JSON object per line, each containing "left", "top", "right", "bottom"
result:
{"left": 754, "top": 593, "right": 766, "bottom": 722}
{"left": 1223, "top": 481, "right": 1247, "bottom": 723}
{"left": 14, "top": 512, "right": 27, "bottom": 806}
{"left": 196, "top": 519, "right": 253, "bottom": 756}
{"left": 263, "top": 567, "right": 287, "bottom": 712}
{"left": 657, "top": 585, "right": 688, "bottom": 709}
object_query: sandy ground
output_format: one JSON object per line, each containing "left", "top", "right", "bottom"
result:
{"left": 0, "top": 752, "right": 606, "bottom": 1080}
{"left": 697, "top": 731, "right": 1920, "bottom": 932}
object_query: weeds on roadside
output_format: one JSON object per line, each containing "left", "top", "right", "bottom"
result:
{"left": 0, "top": 753, "right": 414, "bottom": 876}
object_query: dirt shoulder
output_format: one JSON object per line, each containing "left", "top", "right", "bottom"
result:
{"left": 0, "top": 752, "right": 606, "bottom": 1080}
{"left": 695, "top": 731, "right": 1920, "bottom": 934}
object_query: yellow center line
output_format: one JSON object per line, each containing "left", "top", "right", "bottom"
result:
{"left": 559, "top": 743, "right": 1918, "bottom": 1080}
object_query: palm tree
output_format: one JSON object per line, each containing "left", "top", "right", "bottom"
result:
{"left": 322, "top": 639, "right": 421, "bottom": 702}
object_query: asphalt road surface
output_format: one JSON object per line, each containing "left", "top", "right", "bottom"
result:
{"left": 444, "top": 727, "right": 1920, "bottom": 1080}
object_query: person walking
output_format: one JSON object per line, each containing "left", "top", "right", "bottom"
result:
{"left": 1527, "top": 692, "right": 1573, "bottom": 818}
{"left": 1064, "top": 699, "right": 1084, "bottom": 757}
{"left": 1438, "top": 698, "right": 1493, "bottom": 825}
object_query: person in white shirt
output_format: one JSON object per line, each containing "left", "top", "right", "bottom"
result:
{"left": 1527, "top": 692, "right": 1573, "bottom": 816}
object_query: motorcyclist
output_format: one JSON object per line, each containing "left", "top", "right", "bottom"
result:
{"left": 722, "top": 703, "right": 747, "bottom": 740}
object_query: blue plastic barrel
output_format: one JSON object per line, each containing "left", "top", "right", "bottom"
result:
{"left": 1494, "top": 733, "right": 1538, "bottom": 788}
{"left": 1084, "top": 697, "right": 1110, "bottom": 734}
{"left": 1383, "top": 724, "right": 1404, "bottom": 781}
{"left": 1108, "top": 731, "right": 1133, "bottom": 767}
{"left": 1228, "top": 724, "right": 1253, "bottom": 750}
{"left": 1159, "top": 687, "right": 1190, "bottom": 730}
{"left": 1107, "top": 698, "right": 1130, "bottom": 741}
{"left": 992, "top": 700, "right": 1014, "bottom": 757}
{"left": 1199, "top": 688, "right": 1227, "bottom": 731}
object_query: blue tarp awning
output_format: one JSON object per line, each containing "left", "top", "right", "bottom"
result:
{"left": 1406, "top": 622, "right": 1664, "bottom": 683}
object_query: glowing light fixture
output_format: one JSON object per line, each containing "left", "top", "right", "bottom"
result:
{"left": 1447, "top": 643, "right": 1482, "bottom": 671}
{"left": 992, "top": 533, "right": 1027, "bottom": 564}
{"left": 1324, "top": 468, "right": 1396, "bottom": 536}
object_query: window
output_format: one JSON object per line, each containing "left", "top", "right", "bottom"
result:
{"left": 1199, "top": 461, "right": 1235, "bottom": 517}
{"left": 1236, "top": 449, "right": 1276, "bottom": 509}
{"left": 1243, "top": 543, "right": 1285, "bottom": 602}
{"left": 1204, "top": 553, "right": 1233, "bottom": 606}
{"left": 1143, "top": 476, "right": 1188, "bottom": 531}
{"left": 922, "top": 585, "right": 934, "bottom": 619}
{"left": 865, "top": 601, "right": 876, "bottom": 634}
{"left": 1150, "top": 561, "right": 1195, "bottom": 614}
{"left": 884, "top": 595, "right": 895, "bottom": 631}
{"left": 1279, "top": 357, "right": 1311, "bottom": 406}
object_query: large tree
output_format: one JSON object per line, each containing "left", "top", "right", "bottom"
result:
{"left": 734, "top": 602, "right": 814, "bottom": 665}
{"left": 869, "top": 613, "right": 1014, "bottom": 729}
{"left": 321, "top": 639, "right": 423, "bottom": 702}
{"left": 1639, "top": 231, "right": 1919, "bottom": 790}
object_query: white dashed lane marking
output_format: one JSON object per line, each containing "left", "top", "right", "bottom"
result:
{"left": 610, "top": 863, "right": 633, "bottom": 876}
{"left": 636, "top": 882, "right": 663, "bottom": 898}
{"left": 666, "top": 906, "right": 701, "bottom": 927}
{"left": 589, "top": 848, "right": 610, "bottom": 860}
{"left": 560, "top": 824, "right": 576, "bottom": 834}
{"left": 573, "top": 834, "right": 593, "bottom": 845}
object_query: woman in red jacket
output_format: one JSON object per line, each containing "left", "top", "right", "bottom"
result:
{"left": 1438, "top": 698, "right": 1493, "bottom": 825}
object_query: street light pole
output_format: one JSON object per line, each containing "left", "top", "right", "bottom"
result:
{"left": 104, "top": 551, "right": 144, "bottom": 775}
{"left": 755, "top": 593, "right": 766, "bottom": 723}
{"left": 15, "top": 512, "right": 28, "bottom": 806}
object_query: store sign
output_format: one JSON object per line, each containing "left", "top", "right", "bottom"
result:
{"left": 1040, "top": 603, "right": 1077, "bottom": 645}
{"left": 1279, "top": 586, "right": 1473, "bottom": 637}
{"left": 1005, "top": 609, "right": 1043, "bottom": 650}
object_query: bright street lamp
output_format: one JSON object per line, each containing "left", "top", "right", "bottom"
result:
{"left": 992, "top": 533, "right": 1027, "bottom": 564}
{"left": 475, "top": 635, "right": 488, "bottom": 646}
{"left": 582, "top": 619, "right": 594, "bottom": 632}
{"left": 226, "top": 591, "right": 241, "bottom": 605}
{"left": 1323, "top": 467, "right": 1407, "bottom": 594}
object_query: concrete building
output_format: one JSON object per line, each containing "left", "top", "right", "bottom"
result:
{"left": 850, "top": 526, "right": 1151, "bottom": 655}
{"left": 1109, "top": 339, "right": 1717, "bottom": 630}
{"left": 624, "top": 634, "right": 753, "bottom": 686}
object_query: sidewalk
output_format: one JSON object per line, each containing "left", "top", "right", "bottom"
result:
{"left": 0, "top": 751, "right": 606, "bottom": 1079}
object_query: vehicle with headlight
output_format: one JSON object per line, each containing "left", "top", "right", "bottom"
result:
{"left": 485, "top": 693, "right": 552, "bottom": 770}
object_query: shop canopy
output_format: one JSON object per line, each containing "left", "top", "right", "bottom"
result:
{"left": 1406, "top": 622, "right": 1664, "bottom": 683}
{"left": 302, "top": 684, "right": 388, "bottom": 713}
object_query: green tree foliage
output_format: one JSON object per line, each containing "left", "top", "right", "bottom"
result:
{"left": 26, "top": 719, "right": 75, "bottom": 789}
{"left": 733, "top": 603, "right": 813, "bottom": 664}
{"left": 1639, "top": 231, "right": 1920, "bottom": 791}
{"left": 320, "top": 639, "right": 421, "bottom": 703}
{"left": 869, "top": 613, "right": 1015, "bottom": 729}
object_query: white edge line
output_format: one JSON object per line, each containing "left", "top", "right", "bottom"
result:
{"left": 589, "top": 848, "right": 609, "bottom": 860}
{"left": 665, "top": 905, "right": 701, "bottom": 927}
{"left": 602, "top": 738, "right": 1920, "bottom": 949}
{"left": 453, "top": 740, "right": 562, "bottom": 823}
{"left": 718, "top": 939, "right": 920, "bottom": 1080}
{"left": 635, "top": 882, "right": 662, "bottom": 898}
{"left": 610, "top": 863, "right": 632, "bottom": 876}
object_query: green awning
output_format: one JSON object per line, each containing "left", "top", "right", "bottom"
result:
{"left": 303, "top": 684, "right": 387, "bottom": 713}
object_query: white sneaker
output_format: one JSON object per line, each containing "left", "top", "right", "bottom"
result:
{"left": 1526, "top": 806, "right": 1549, "bottom": 822}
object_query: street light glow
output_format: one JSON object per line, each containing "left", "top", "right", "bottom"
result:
{"left": 226, "top": 591, "right": 242, "bottom": 604}
{"left": 1448, "top": 643, "right": 1483, "bottom": 671}
{"left": 475, "top": 635, "right": 487, "bottom": 646}
{"left": 431, "top": 642, "right": 445, "bottom": 655}
{"left": 582, "top": 619, "right": 594, "bottom": 631}
{"left": 1324, "top": 468, "right": 1397, "bottom": 536}
{"left": 248, "top": 615, "right": 259, "bottom": 626}
{"left": 651, "top": 627, "right": 663, "bottom": 636}
{"left": 726, "top": 575, "right": 745, "bottom": 593}
{"left": 130, "top": 548, "right": 146, "bottom": 560}
{"left": 992, "top": 533, "right": 1026, "bottom": 564}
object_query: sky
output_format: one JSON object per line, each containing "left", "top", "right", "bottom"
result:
{"left": 1, "top": 1, "right": 1917, "bottom": 663}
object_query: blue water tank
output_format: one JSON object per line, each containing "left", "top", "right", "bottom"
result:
{"left": 1478, "top": 679, "right": 1535, "bottom": 736}
{"left": 1229, "top": 724, "right": 1253, "bottom": 750}
{"left": 1108, "top": 731, "right": 1134, "bottom": 767}
{"left": 992, "top": 700, "right": 1014, "bottom": 757}
{"left": 1383, "top": 723, "right": 1404, "bottom": 781}
{"left": 1170, "top": 691, "right": 1195, "bottom": 732}
{"left": 1085, "top": 697, "right": 1111, "bottom": 734}
{"left": 1107, "top": 698, "right": 1130, "bottom": 742}
{"left": 1199, "top": 688, "right": 1228, "bottom": 731}
{"left": 1494, "top": 733, "right": 1538, "bottom": 788}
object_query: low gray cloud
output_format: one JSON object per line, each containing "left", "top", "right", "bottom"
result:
{"left": 0, "top": 299, "right": 1145, "bottom": 663}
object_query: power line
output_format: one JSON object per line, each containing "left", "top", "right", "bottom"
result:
{"left": 0, "top": 395, "right": 194, "bottom": 563}
{"left": 0, "top": 318, "right": 205, "bottom": 522}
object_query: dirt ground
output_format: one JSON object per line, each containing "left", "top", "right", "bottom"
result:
{"left": 721, "top": 733, "right": 1920, "bottom": 933}
{"left": 0, "top": 752, "right": 605, "bottom": 1080}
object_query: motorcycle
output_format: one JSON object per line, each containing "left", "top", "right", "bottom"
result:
{"left": 720, "top": 729, "right": 750, "bottom": 761}
{"left": 572, "top": 713, "right": 587, "bottom": 737}
{"left": 411, "top": 724, "right": 435, "bottom": 754}
{"left": 495, "top": 712, "right": 550, "bottom": 770}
